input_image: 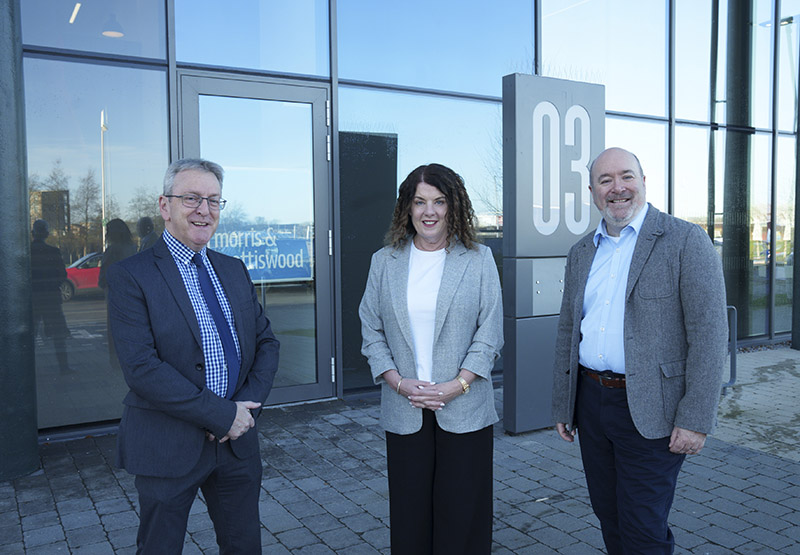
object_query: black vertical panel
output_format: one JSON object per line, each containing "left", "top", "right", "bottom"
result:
{"left": 0, "top": 0, "right": 39, "bottom": 480}
{"left": 722, "top": 0, "right": 754, "bottom": 337}
{"left": 339, "top": 131, "right": 398, "bottom": 390}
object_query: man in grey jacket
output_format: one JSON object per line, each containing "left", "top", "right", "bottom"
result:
{"left": 552, "top": 147, "right": 728, "bottom": 554}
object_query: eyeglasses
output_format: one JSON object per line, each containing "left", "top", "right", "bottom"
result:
{"left": 165, "top": 194, "right": 227, "bottom": 211}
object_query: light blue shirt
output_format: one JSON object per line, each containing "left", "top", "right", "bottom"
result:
{"left": 579, "top": 204, "right": 649, "bottom": 374}
{"left": 163, "top": 229, "right": 241, "bottom": 397}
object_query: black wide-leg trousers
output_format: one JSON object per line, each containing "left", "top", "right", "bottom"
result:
{"left": 385, "top": 410, "right": 493, "bottom": 555}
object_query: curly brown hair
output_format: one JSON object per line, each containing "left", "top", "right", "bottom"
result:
{"left": 385, "top": 163, "right": 478, "bottom": 250}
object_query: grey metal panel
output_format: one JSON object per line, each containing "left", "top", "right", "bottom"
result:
{"left": 503, "top": 315, "right": 559, "bottom": 434}
{"left": 505, "top": 257, "right": 566, "bottom": 318}
{"left": 529, "top": 258, "right": 566, "bottom": 317}
{"left": 503, "top": 73, "right": 605, "bottom": 258}
{"left": 502, "top": 73, "right": 605, "bottom": 434}
{"left": 502, "top": 257, "right": 517, "bottom": 318}
{"left": 0, "top": 0, "right": 39, "bottom": 480}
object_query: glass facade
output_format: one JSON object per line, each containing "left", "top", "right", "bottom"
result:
{"left": 23, "top": 56, "right": 168, "bottom": 428}
{"left": 175, "top": 0, "right": 330, "bottom": 76}
{"left": 542, "top": 0, "right": 667, "bottom": 117}
{"left": 12, "top": 0, "right": 799, "bottom": 430}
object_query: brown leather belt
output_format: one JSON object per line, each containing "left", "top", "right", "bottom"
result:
{"left": 580, "top": 365, "right": 626, "bottom": 389}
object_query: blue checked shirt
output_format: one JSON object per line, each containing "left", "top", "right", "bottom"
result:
{"left": 579, "top": 204, "right": 649, "bottom": 374}
{"left": 163, "top": 229, "right": 241, "bottom": 397}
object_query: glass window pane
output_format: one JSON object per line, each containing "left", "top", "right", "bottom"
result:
{"left": 674, "top": 126, "right": 712, "bottom": 229}
{"left": 605, "top": 117, "right": 668, "bottom": 212}
{"left": 775, "top": 136, "right": 795, "bottom": 333}
{"left": 778, "top": 2, "right": 800, "bottom": 132}
{"left": 175, "top": 0, "right": 329, "bottom": 77}
{"left": 24, "top": 57, "right": 169, "bottom": 428}
{"left": 337, "top": 0, "right": 533, "bottom": 96}
{"left": 21, "top": 0, "right": 166, "bottom": 59}
{"left": 338, "top": 87, "right": 503, "bottom": 389}
{"left": 752, "top": 0, "right": 774, "bottom": 129}
{"left": 718, "top": 131, "right": 771, "bottom": 338}
{"left": 340, "top": 88, "right": 502, "bottom": 219}
{"left": 542, "top": 0, "right": 667, "bottom": 117}
{"left": 719, "top": 0, "right": 773, "bottom": 128}
{"left": 675, "top": 1, "right": 712, "bottom": 122}
{"left": 198, "top": 96, "right": 318, "bottom": 389}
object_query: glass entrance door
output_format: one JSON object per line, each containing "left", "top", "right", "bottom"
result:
{"left": 179, "top": 74, "right": 333, "bottom": 405}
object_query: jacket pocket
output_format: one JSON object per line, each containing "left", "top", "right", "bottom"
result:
{"left": 637, "top": 262, "right": 674, "bottom": 299}
{"left": 660, "top": 360, "right": 686, "bottom": 423}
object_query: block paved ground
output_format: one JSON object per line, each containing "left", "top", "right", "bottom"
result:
{"left": 1, "top": 346, "right": 799, "bottom": 553}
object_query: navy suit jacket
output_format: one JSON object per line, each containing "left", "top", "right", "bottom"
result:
{"left": 107, "top": 237, "right": 279, "bottom": 478}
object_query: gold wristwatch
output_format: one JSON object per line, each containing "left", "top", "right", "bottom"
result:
{"left": 456, "top": 376, "right": 470, "bottom": 394}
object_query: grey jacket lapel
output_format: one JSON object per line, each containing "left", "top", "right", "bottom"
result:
{"left": 574, "top": 236, "right": 597, "bottom": 321}
{"left": 626, "top": 204, "right": 663, "bottom": 300}
{"left": 153, "top": 240, "right": 203, "bottom": 348}
{"left": 433, "top": 242, "right": 469, "bottom": 344}
{"left": 387, "top": 244, "right": 414, "bottom": 351}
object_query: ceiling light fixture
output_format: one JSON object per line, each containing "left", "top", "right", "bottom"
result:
{"left": 101, "top": 14, "right": 124, "bottom": 38}
{"left": 69, "top": 3, "right": 81, "bottom": 24}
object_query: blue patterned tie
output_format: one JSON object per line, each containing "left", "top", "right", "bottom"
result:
{"left": 192, "top": 253, "right": 240, "bottom": 398}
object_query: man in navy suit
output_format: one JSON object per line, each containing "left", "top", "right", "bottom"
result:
{"left": 107, "top": 158, "right": 279, "bottom": 553}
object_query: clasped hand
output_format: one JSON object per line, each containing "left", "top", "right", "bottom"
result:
{"left": 401, "top": 378, "right": 462, "bottom": 411}
{"left": 206, "top": 400, "right": 260, "bottom": 443}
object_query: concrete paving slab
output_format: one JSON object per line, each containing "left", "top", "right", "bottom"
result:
{"left": 2, "top": 345, "right": 799, "bottom": 553}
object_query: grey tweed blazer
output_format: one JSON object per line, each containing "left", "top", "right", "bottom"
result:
{"left": 552, "top": 205, "right": 728, "bottom": 439}
{"left": 360, "top": 240, "right": 503, "bottom": 435}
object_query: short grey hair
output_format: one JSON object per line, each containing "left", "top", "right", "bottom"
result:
{"left": 163, "top": 158, "right": 224, "bottom": 195}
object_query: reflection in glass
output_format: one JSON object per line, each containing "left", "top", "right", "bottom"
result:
{"left": 775, "top": 137, "right": 795, "bottom": 333}
{"left": 778, "top": 1, "right": 800, "bottom": 131}
{"left": 542, "top": 0, "right": 666, "bottom": 117}
{"left": 605, "top": 117, "right": 668, "bottom": 211}
{"left": 339, "top": 87, "right": 504, "bottom": 389}
{"left": 340, "top": 87, "right": 502, "bottom": 224}
{"left": 338, "top": 0, "right": 533, "bottom": 96}
{"left": 24, "top": 57, "right": 168, "bottom": 428}
{"left": 21, "top": 0, "right": 166, "bottom": 59}
{"left": 176, "top": 0, "right": 329, "bottom": 76}
{"left": 674, "top": 126, "right": 711, "bottom": 228}
{"left": 721, "top": 131, "right": 771, "bottom": 338}
{"left": 675, "top": 1, "right": 712, "bottom": 122}
{"left": 198, "top": 95, "right": 317, "bottom": 388}
{"left": 751, "top": 0, "right": 775, "bottom": 129}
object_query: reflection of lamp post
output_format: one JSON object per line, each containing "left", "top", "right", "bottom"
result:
{"left": 100, "top": 109, "right": 108, "bottom": 251}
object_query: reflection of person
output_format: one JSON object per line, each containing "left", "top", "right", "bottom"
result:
{"left": 107, "top": 158, "right": 280, "bottom": 552}
{"left": 30, "top": 219, "right": 71, "bottom": 373}
{"left": 552, "top": 148, "right": 728, "bottom": 554}
{"left": 136, "top": 216, "right": 158, "bottom": 252}
{"left": 359, "top": 163, "right": 503, "bottom": 554}
{"left": 98, "top": 218, "right": 137, "bottom": 290}
{"left": 98, "top": 218, "right": 138, "bottom": 368}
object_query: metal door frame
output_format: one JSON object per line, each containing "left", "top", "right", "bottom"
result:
{"left": 178, "top": 71, "right": 334, "bottom": 405}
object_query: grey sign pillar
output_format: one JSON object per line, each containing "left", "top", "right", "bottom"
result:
{"left": 502, "top": 74, "right": 605, "bottom": 434}
{"left": 0, "top": 0, "right": 39, "bottom": 479}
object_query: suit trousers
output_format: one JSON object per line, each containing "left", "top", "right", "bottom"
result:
{"left": 385, "top": 409, "right": 493, "bottom": 555}
{"left": 576, "top": 372, "right": 685, "bottom": 555}
{"left": 134, "top": 437, "right": 262, "bottom": 554}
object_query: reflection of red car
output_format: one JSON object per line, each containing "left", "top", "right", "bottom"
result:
{"left": 61, "top": 252, "right": 102, "bottom": 302}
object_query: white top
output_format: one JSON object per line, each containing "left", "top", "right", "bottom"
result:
{"left": 407, "top": 242, "right": 446, "bottom": 383}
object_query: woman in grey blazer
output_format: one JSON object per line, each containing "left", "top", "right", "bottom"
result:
{"left": 360, "top": 163, "right": 503, "bottom": 555}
